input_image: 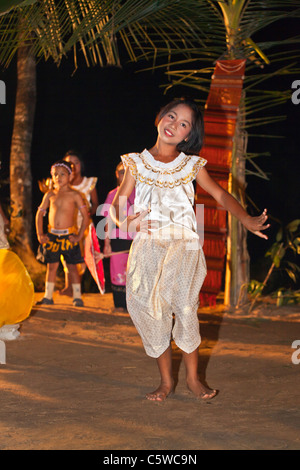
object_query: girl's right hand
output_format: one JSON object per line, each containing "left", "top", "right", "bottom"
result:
{"left": 120, "top": 210, "right": 159, "bottom": 234}
{"left": 242, "top": 209, "right": 270, "bottom": 240}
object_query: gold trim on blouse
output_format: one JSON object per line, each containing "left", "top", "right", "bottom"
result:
{"left": 121, "top": 151, "right": 207, "bottom": 189}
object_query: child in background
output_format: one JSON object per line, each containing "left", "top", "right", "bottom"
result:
{"left": 35, "top": 160, "right": 89, "bottom": 306}
{"left": 60, "top": 149, "right": 99, "bottom": 296}
{"left": 101, "top": 162, "right": 135, "bottom": 310}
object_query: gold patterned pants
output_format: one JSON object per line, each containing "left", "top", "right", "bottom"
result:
{"left": 126, "top": 232, "right": 207, "bottom": 358}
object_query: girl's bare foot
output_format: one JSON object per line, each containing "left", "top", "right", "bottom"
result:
{"left": 146, "top": 381, "right": 174, "bottom": 402}
{"left": 187, "top": 378, "right": 217, "bottom": 400}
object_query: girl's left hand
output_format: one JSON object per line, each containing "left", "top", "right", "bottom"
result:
{"left": 119, "top": 212, "right": 144, "bottom": 233}
{"left": 243, "top": 209, "right": 270, "bottom": 239}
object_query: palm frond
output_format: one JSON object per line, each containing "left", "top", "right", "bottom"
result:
{"left": 1, "top": 0, "right": 206, "bottom": 68}
{"left": 0, "top": 0, "right": 36, "bottom": 17}
{"left": 0, "top": 0, "right": 299, "bottom": 157}
{"left": 245, "top": 153, "right": 271, "bottom": 180}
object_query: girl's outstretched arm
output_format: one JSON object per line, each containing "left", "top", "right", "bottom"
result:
{"left": 196, "top": 167, "right": 270, "bottom": 239}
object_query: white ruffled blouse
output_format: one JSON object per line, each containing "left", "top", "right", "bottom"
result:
{"left": 121, "top": 149, "right": 207, "bottom": 238}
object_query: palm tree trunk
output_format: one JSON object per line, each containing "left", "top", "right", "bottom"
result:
{"left": 10, "top": 43, "right": 36, "bottom": 254}
{"left": 224, "top": 94, "right": 250, "bottom": 306}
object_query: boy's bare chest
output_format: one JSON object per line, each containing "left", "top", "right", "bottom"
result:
{"left": 50, "top": 192, "right": 74, "bottom": 210}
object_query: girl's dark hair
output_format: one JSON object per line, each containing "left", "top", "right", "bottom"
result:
{"left": 63, "top": 149, "right": 85, "bottom": 174}
{"left": 155, "top": 98, "right": 204, "bottom": 155}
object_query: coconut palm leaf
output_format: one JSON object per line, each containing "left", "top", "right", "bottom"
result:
{"left": 0, "top": 0, "right": 36, "bottom": 17}
{"left": 147, "top": 1, "right": 300, "bottom": 138}
{"left": 1, "top": 0, "right": 204, "bottom": 68}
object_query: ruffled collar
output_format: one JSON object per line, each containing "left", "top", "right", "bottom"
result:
{"left": 141, "top": 148, "right": 187, "bottom": 170}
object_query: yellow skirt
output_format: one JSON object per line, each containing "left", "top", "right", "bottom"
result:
{"left": 0, "top": 249, "right": 34, "bottom": 327}
{"left": 126, "top": 231, "right": 207, "bottom": 358}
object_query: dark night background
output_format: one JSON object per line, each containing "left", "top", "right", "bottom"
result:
{"left": 0, "top": 23, "right": 299, "bottom": 291}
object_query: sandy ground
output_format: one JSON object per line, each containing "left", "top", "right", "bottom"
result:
{"left": 0, "top": 292, "right": 300, "bottom": 451}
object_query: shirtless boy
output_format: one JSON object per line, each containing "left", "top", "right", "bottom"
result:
{"left": 35, "top": 160, "right": 89, "bottom": 306}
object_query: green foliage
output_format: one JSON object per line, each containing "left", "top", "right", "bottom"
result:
{"left": 0, "top": 0, "right": 183, "bottom": 68}
{"left": 274, "top": 288, "right": 300, "bottom": 306}
{"left": 248, "top": 219, "right": 300, "bottom": 308}
{"left": 0, "top": 0, "right": 34, "bottom": 17}
{"left": 247, "top": 279, "right": 264, "bottom": 296}
{"left": 265, "top": 219, "right": 300, "bottom": 283}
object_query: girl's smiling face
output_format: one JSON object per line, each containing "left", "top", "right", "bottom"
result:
{"left": 157, "top": 103, "right": 193, "bottom": 146}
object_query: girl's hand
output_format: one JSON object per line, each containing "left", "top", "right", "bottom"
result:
{"left": 120, "top": 210, "right": 159, "bottom": 234}
{"left": 243, "top": 209, "right": 270, "bottom": 239}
